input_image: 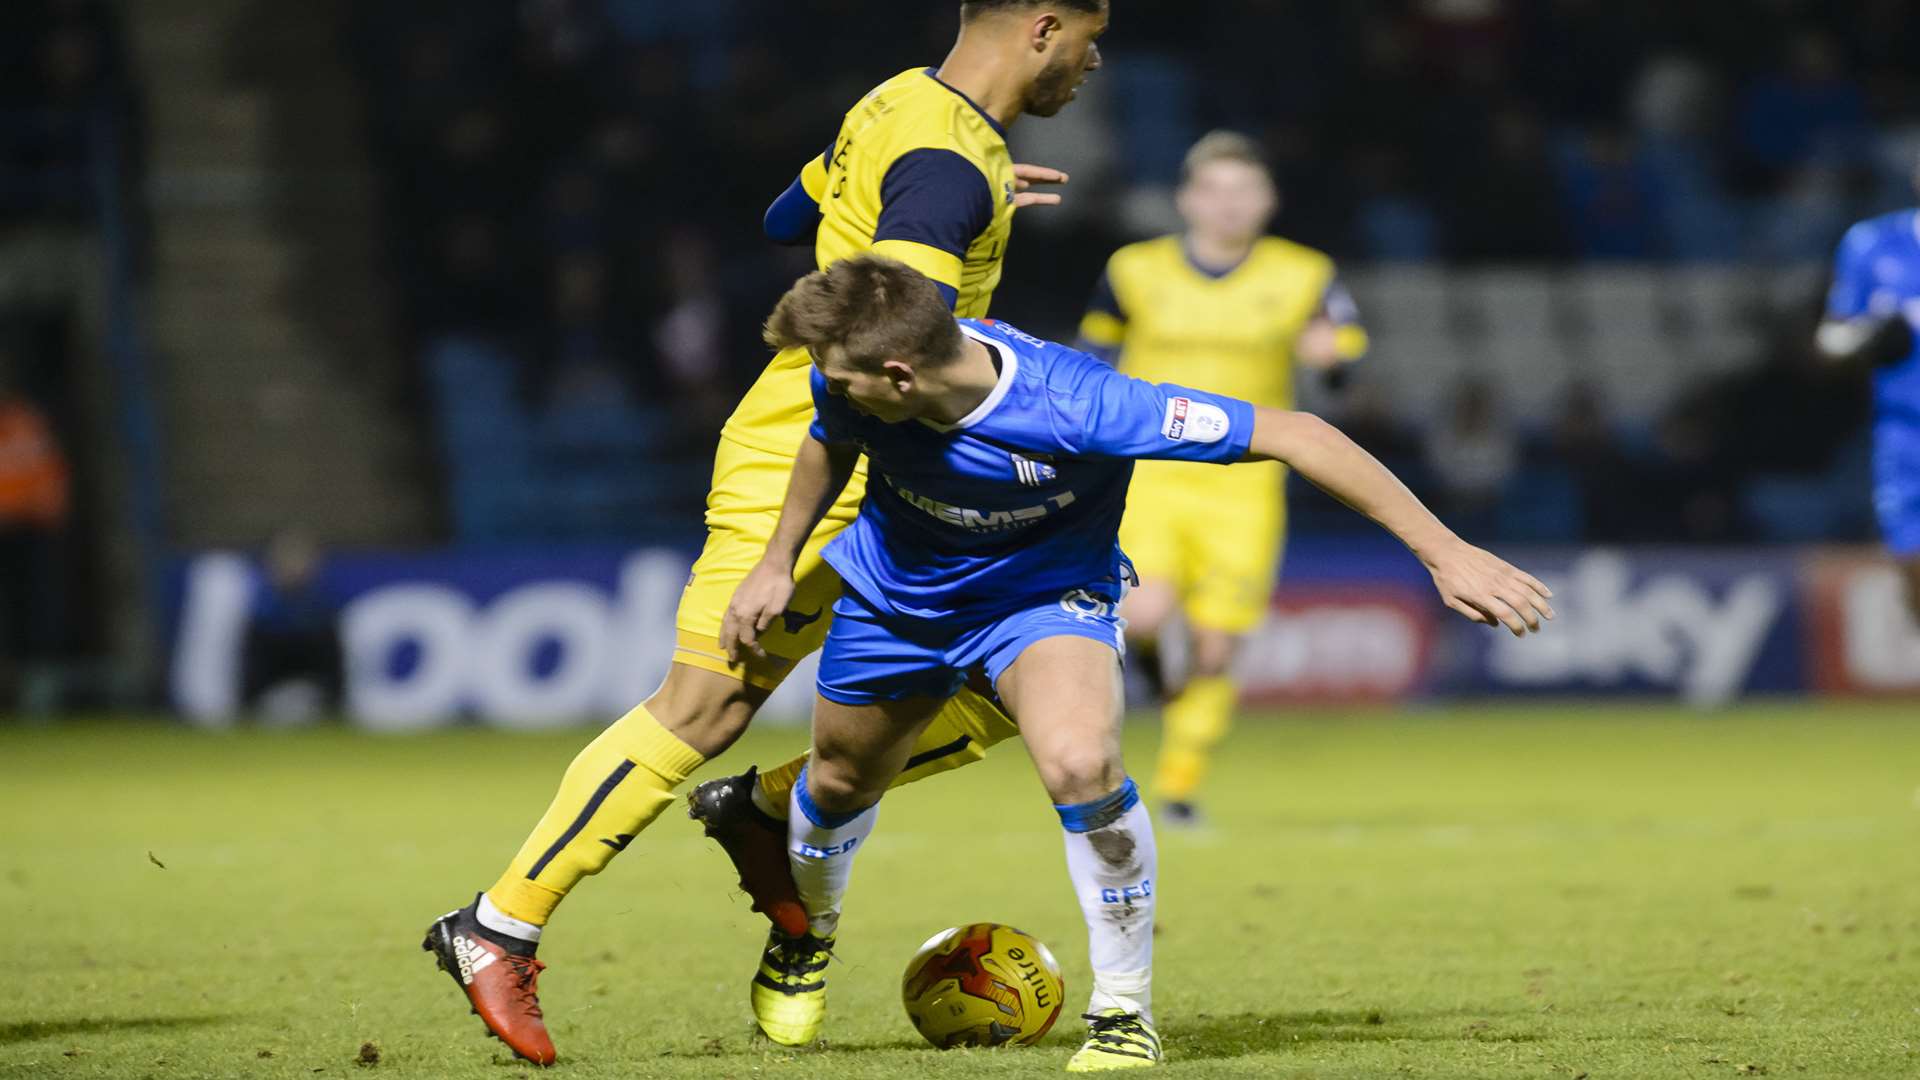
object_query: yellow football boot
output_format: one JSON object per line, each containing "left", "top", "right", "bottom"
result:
{"left": 750, "top": 928, "right": 833, "bottom": 1046}
{"left": 1065, "top": 1009, "right": 1163, "bottom": 1071}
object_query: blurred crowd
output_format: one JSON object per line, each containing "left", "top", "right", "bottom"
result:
{"left": 1, "top": 0, "right": 139, "bottom": 224}
{"left": 341, "top": 0, "right": 1907, "bottom": 545}
{"left": 0, "top": 1, "right": 133, "bottom": 679}
{"left": 1318, "top": 326, "right": 1872, "bottom": 545}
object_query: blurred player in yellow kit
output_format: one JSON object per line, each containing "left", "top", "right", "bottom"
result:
{"left": 419, "top": 0, "right": 1106, "bottom": 1065}
{"left": 1079, "top": 132, "right": 1367, "bottom": 826}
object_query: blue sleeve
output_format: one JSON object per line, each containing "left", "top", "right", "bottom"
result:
{"left": 808, "top": 367, "right": 857, "bottom": 445}
{"left": 764, "top": 142, "right": 833, "bottom": 245}
{"left": 1826, "top": 221, "right": 1879, "bottom": 320}
{"left": 1068, "top": 361, "right": 1256, "bottom": 464}
{"left": 874, "top": 148, "right": 995, "bottom": 262}
{"left": 764, "top": 176, "right": 820, "bottom": 245}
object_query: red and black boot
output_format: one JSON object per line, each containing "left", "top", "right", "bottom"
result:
{"left": 423, "top": 895, "right": 557, "bottom": 1066}
{"left": 688, "top": 767, "right": 810, "bottom": 938}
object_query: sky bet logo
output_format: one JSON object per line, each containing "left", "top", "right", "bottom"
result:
{"left": 1099, "top": 879, "right": 1153, "bottom": 905}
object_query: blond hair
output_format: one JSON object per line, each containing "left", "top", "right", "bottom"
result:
{"left": 763, "top": 256, "right": 963, "bottom": 371}
{"left": 1179, "top": 130, "right": 1272, "bottom": 185}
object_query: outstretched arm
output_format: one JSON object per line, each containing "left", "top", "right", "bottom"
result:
{"left": 721, "top": 434, "right": 861, "bottom": 661}
{"left": 1245, "top": 408, "right": 1554, "bottom": 636}
{"left": 1815, "top": 221, "right": 1914, "bottom": 370}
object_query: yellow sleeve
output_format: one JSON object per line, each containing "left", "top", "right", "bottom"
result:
{"left": 1334, "top": 325, "right": 1370, "bottom": 360}
{"left": 1076, "top": 260, "right": 1129, "bottom": 351}
{"left": 799, "top": 150, "right": 830, "bottom": 203}
{"left": 1318, "top": 272, "right": 1368, "bottom": 360}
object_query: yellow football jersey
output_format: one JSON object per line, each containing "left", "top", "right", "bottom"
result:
{"left": 1078, "top": 234, "right": 1362, "bottom": 411}
{"left": 722, "top": 67, "right": 1019, "bottom": 457}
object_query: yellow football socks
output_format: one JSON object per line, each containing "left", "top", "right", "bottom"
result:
{"left": 754, "top": 754, "right": 808, "bottom": 820}
{"left": 1153, "top": 675, "right": 1238, "bottom": 802}
{"left": 487, "top": 704, "right": 706, "bottom": 926}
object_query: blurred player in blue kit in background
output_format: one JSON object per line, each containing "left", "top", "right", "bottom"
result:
{"left": 1816, "top": 161, "right": 1920, "bottom": 623}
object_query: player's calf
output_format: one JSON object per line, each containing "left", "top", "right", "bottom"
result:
{"left": 1901, "top": 557, "right": 1920, "bottom": 626}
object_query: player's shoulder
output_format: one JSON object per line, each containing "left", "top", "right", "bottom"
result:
{"left": 858, "top": 67, "right": 1006, "bottom": 158}
{"left": 1841, "top": 208, "right": 1919, "bottom": 254}
{"left": 965, "top": 318, "right": 1106, "bottom": 387}
{"left": 1109, "top": 234, "right": 1182, "bottom": 268}
{"left": 1251, "top": 235, "right": 1336, "bottom": 278}
{"left": 1105, "top": 235, "right": 1184, "bottom": 291}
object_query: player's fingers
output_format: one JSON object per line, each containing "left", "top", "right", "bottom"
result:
{"left": 1500, "top": 590, "right": 1541, "bottom": 632}
{"left": 1466, "top": 593, "right": 1523, "bottom": 636}
{"left": 1486, "top": 596, "right": 1528, "bottom": 637}
{"left": 720, "top": 609, "right": 742, "bottom": 663}
{"left": 1518, "top": 582, "right": 1555, "bottom": 622}
{"left": 1012, "top": 192, "right": 1063, "bottom": 209}
{"left": 1518, "top": 570, "right": 1553, "bottom": 598}
{"left": 1011, "top": 163, "right": 1069, "bottom": 185}
{"left": 1445, "top": 595, "right": 1493, "bottom": 626}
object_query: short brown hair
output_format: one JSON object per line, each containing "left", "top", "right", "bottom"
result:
{"left": 962, "top": 0, "right": 1104, "bottom": 21}
{"left": 1179, "top": 130, "right": 1272, "bottom": 186}
{"left": 763, "top": 255, "right": 964, "bottom": 371}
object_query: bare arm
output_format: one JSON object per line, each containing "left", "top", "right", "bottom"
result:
{"left": 1814, "top": 315, "right": 1912, "bottom": 370}
{"left": 1244, "top": 407, "right": 1554, "bottom": 636}
{"left": 720, "top": 434, "right": 861, "bottom": 661}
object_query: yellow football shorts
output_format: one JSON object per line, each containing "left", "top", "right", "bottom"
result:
{"left": 1119, "top": 459, "right": 1286, "bottom": 634}
{"left": 672, "top": 430, "right": 1021, "bottom": 767}
{"left": 673, "top": 433, "right": 868, "bottom": 689}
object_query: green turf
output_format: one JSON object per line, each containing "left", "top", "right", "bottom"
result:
{"left": 4, "top": 703, "right": 1918, "bottom": 1079}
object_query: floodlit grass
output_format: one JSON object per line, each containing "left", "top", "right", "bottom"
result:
{"left": 5, "top": 702, "right": 1918, "bottom": 1078}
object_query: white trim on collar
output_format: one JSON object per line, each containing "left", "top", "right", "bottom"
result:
{"left": 921, "top": 323, "right": 1019, "bottom": 432}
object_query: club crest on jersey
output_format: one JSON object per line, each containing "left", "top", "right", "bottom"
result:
{"left": 1161, "top": 396, "right": 1231, "bottom": 444}
{"left": 1011, "top": 452, "right": 1057, "bottom": 487}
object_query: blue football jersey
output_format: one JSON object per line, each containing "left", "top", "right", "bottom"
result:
{"left": 809, "top": 318, "right": 1257, "bottom": 622}
{"left": 1828, "top": 208, "right": 1920, "bottom": 422}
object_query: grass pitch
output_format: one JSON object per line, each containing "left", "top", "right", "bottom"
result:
{"left": 5, "top": 703, "right": 1918, "bottom": 1079}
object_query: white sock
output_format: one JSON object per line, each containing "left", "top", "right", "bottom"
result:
{"left": 750, "top": 775, "right": 784, "bottom": 820}
{"left": 1057, "top": 778, "right": 1156, "bottom": 1021}
{"left": 787, "top": 765, "right": 877, "bottom": 939}
{"left": 476, "top": 892, "right": 543, "bottom": 944}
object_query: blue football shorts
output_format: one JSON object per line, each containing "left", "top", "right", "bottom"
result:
{"left": 1875, "top": 419, "right": 1920, "bottom": 557}
{"left": 816, "top": 583, "right": 1129, "bottom": 706}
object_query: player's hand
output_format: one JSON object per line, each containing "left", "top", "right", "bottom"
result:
{"left": 721, "top": 560, "right": 799, "bottom": 663}
{"left": 1424, "top": 540, "right": 1555, "bottom": 637}
{"left": 1294, "top": 319, "right": 1345, "bottom": 370}
{"left": 1011, "top": 163, "right": 1069, "bottom": 209}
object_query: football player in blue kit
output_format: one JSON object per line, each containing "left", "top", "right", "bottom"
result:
{"left": 720, "top": 255, "right": 1553, "bottom": 1071}
{"left": 1817, "top": 190, "right": 1920, "bottom": 624}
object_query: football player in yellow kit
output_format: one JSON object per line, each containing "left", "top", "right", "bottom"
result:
{"left": 421, "top": 0, "right": 1106, "bottom": 1064}
{"left": 1079, "top": 132, "right": 1367, "bottom": 826}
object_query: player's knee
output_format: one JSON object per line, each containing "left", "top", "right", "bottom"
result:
{"left": 1120, "top": 586, "right": 1176, "bottom": 641}
{"left": 1189, "top": 630, "right": 1238, "bottom": 677}
{"left": 1123, "top": 605, "right": 1168, "bottom": 644}
{"left": 1036, "top": 747, "right": 1125, "bottom": 806}
{"left": 645, "top": 665, "right": 764, "bottom": 757}
{"left": 803, "top": 756, "right": 879, "bottom": 814}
